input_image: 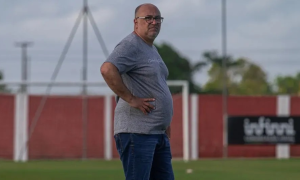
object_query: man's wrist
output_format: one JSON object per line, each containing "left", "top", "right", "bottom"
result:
{"left": 127, "top": 95, "right": 135, "bottom": 104}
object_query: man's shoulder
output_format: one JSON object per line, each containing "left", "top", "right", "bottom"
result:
{"left": 118, "top": 32, "right": 139, "bottom": 46}
{"left": 108, "top": 32, "right": 139, "bottom": 57}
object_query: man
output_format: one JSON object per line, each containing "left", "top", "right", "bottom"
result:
{"left": 100, "top": 3, "right": 174, "bottom": 180}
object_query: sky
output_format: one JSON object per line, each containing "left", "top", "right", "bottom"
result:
{"left": 0, "top": 0, "right": 299, "bottom": 94}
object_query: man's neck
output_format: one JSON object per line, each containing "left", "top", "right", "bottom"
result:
{"left": 134, "top": 31, "right": 153, "bottom": 46}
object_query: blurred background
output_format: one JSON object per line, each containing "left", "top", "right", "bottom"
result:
{"left": 1, "top": 1, "right": 300, "bottom": 179}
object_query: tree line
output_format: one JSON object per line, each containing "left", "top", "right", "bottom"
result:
{"left": 0, "top": 42, "right": 299, "bottom": 95}
{"left": 155, "top": 42, "right": 300, "bottom": 95}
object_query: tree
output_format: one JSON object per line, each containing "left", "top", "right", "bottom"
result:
{"left": 202, "top": 51, "right": 272, "bottom": 95}
{"left": 230, "top": 59, "right": 272, "bottom": 95}
{"left": 0, "top": 71, "right": 10, "bottom": 93}
{"left": 202, "top": 51, "right": 240, "bottom": 94}
{"left": 274, "top": 72, "right": 300, "bottom": 95}
{"left": 155, "top": 43, "right": 206, "bottom": 93}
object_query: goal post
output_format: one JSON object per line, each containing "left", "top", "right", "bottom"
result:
{"left": 167, "top": 80, "right": 189, "bottom": 162}
{"left": 101, "top": 80, "right": 190, "bottom": 161}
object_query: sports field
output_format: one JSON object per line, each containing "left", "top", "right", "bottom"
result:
{"left": 0, "top": 158, "right": 299, "bottom": 180}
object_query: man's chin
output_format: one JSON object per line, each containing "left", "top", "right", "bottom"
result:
{"left": 148, "top": 33, "right": 159, "bottom": 40}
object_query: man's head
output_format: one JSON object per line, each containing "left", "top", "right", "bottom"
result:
{"left": 134, "top": 4, "right": 163, "bottom": 44}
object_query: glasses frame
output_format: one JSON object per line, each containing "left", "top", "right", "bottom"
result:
{"left": 135, "top": 16, "right": 164, "bottom": 24}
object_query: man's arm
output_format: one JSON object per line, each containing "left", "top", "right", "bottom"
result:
{"left": 100, "top": 62, "right": 155, "bottom": 114}
{"left": 100, "top": 62, "right": 133, "bottom": 103}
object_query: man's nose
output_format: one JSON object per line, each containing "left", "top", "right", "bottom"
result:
{"left": 151, "top": 19, "right": 157, "bottom": 25}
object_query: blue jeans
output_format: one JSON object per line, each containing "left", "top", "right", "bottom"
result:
{"left": 114, "top": 133, "right": 174, "bottom": 180}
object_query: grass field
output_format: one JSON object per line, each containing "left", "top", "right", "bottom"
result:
{"left": 0, "top": 158, "right": 300, "bottom": 180}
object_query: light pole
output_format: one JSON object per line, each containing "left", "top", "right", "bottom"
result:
{"left": 221, "top": 0, "right": 228, "bottom": 158}
{"left": 15, "top": 42, "right": 33, "bottom": 93}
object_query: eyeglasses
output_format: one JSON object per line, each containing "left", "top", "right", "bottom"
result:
{"left": 136, "top": 16, "right": 164, "bottom": 24}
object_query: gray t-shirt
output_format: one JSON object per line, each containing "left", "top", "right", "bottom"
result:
{"left": 106, "top": 32, "right": 173, "bottom": 135}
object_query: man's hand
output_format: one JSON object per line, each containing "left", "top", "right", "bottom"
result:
{"left": 166, "top": 126, "right": 171, "bottom": 139}
{"left": 129, "top": 96, "right": 155, "bottom": 115}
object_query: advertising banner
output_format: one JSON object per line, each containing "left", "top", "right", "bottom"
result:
{"left": 228, "top": 116, "right": 300, "bottom": 144}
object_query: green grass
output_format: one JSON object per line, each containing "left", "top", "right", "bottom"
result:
{"left": 0, "top": 158, "right": 300, "bottom": 180}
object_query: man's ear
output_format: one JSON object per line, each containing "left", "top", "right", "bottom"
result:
{"left": 133, "top": 19, "right": 138, "bottom": 29}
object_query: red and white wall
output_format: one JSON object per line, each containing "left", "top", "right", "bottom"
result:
{"left": 0, "top": 93, "right": 300, "bottom": 161}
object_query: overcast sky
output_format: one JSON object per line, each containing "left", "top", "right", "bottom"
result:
{"left": 0, "top": 0, "right": 299, "bottom": 94}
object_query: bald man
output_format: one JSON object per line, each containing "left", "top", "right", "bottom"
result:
{"left": 101, "top": 3, "right": 174, "bottom": 180}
